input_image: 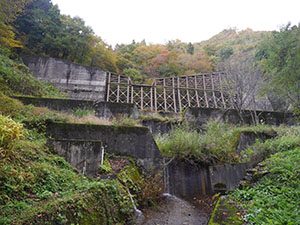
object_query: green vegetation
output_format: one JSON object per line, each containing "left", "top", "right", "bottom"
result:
{"left": 99, "top": 155, "right": 163, "bottom": 208}
{"left": 156, "top": 120, "right": 299, "bottom": 163}
{"left": 0, "top": 48, "right": 63, "bottom": 98}
{"left": 0, "top": 0, "right": 30, "bottom": 48}
{"left": 232, "top": 148, "right": 300, "bottom": 224}
{"left": 0, "top": 115, "right": 24, "bottom": 147}
{"left": 14, "top": 0, "right": 118, "bottom": 72}
{"left": 257, "top": 24, "right": 300, "bottom": 112}
{"left": 0, "top": 115, "right": 135, "bottom": 224}
{"left": 72, "top": 108, "right": 95, "bottom": 118}
{"left": 156, "top": 126, "right": 204, "bottom": 159}
{"left": 209, "top": 196, "right": 243, "bottom": 225}
{"left": 112, "top": 116, "right": 140, "bottom": 127}
{"left": 156, "top": 121, "right": 258, "bottom": 163}
{"left": 241, "top": 126, "right": 300, "bottom": 161}
{"left": 209, "top": 126, "right": 300, "bottom": 225}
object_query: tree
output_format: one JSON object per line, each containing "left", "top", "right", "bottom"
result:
{"left": 219, "top": 52, "right": 272, "bottom": 123}
{"left": 257, "top": 24, "right": 300, "bottom": 112}
{"left": 58, "top": 15, "right": 95, "bottom": 64}
{"left": 89, "top": 39, "right": 118, "bottom": 73}
{"left": 123, "top": 68, "right": 144, "bottom": 83}
{"left": 187, "top": 42, "right": 194, "bottom": 55}
{"left": 14, "top": 0, "right": 62, "bottom": 54}
{"left": 0, "top": 0, "right": 31, "bottom": 48}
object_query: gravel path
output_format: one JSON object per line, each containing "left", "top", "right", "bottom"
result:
{"left": 139, "top": 195, "right": 209, "bottom": 225}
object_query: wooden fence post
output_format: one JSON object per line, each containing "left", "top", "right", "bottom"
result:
{"left": 106, "top": 72, "right": 111, "bottom": 101}
{"left": 194, "top": 75, "right": 200, "bottom": 107}
{"left": 116, "top": 75, "right": 120, "bottom": 103}
{"left": 172, "top": 77, "right": 177, "bottom": 113}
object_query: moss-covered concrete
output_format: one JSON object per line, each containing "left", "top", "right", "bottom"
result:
{"left": 13, "top": 95, "right": 95, "bottom": 112}
{"left": 185, "top": 107, "right": 296, "bottom": 129}
{"left": 208, "top": 196, "right": 243, "bottom": 225}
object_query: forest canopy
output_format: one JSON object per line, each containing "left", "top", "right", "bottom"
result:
{"left": 1, "top": 0, "right": 299, "bottom": 111}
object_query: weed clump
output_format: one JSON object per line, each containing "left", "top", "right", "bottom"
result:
{"left": 155, "top": 120, "right": 299, "bottom": 163}
{"left": 156, "top": 126, "right": 203, "bottom": 159}
{"left": 72, "top": 107, "right": 95, "bottom": 117}
{"left": 0, "top": 115, "right": 24, "bottom": 147}
{"left": 155, "top": 121, "right": 242, "bottom": 163}
{"left": 112, "top": 116, "right": 140, "bottom": 127}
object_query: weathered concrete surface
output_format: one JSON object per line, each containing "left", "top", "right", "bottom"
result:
{"left": 13, "top": 96, "right": 95, "bottom": 112}
{"left": 94, "top": 101, "right": 139, "bottom": 119}
{"left": 22, "top": 55, "right": 107, "bottom": 100}
{"left": 236, "top": 131, "right": 277, "bottom": 153}
{"left": 185, "top": 107, "right": 295, "bottom": 129}
{"left": 49, "top": 139, "right": 103, "bottom": 177}
{"left": 46, "top": 122, "right": 162, "bottom": 171}
{"left": 166, "top": 160, "right": 212, "bottom": 199}
{"left": 166, "top": 159, "right": 256, "bottom": 198}
{"left": 209, "top": 163, "right": 251, "bottom": 193}
{"left": 141, "top": 120, "right": 175, "bottom": 134}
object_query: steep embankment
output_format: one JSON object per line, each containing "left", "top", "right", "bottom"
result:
{"left": 0, "top": 50, "right": 156, "bottom": 224}
{"left": 209, "top": 127, "right": 300, "bottom": 225}
{"left": 0, "top": 115, "right": 135, "bottom": 224}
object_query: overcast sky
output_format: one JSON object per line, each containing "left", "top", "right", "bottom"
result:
{"left": 52, "top": 0, "right": 299, "bottom": 46}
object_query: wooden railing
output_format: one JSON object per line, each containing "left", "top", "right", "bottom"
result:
{"left": 106, "top": 72, "right": 232, "bottom": 113}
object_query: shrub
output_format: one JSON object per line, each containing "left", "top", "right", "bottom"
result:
{"left": 0, "top": 115, "right": 24, "bottom": 147}
{"left": 155, "top": 120, "right": 286, "bottom": 163}
{"left": 242, "top": 125, "right": 300, "bottom": 161}
{"left": 156, "top": 126, "right": 203, "bottom": 158}
{"left": 200, "top": 120, "right": 241, "bottom": 162}
{"left": 0, "top": 93, "right": 24, "bottom": 117}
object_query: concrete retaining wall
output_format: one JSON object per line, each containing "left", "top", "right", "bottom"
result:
{"left": 50, "top": 139, "right": 103, "bottom": 177}
{"left": 166, "top": 160, "right": 212, "bottom": 199}
{"left": 13, "top": 96, "right": 95, "bottom": 112}
{"left": 236, "top": 131, "right": 276, "bottom": 153}
{"left": 141, "top": 120, "right": 175, "bottom": 134}
{"left": 166, "top": 159, "right": 254, "bottom": 199}
{"left": 208, "top": 163, "right": 251, "bottom": 193}
{"left": 94, "top": 101, "right": 139, "bottom": 119}
{"left": 185, "top": 107, "right": 295, "bottom": 129}
{"left": 22, "top": 55, "right": 107, "bottom": 100}
{"left": 46, "top": 122, "right": 162, "bottom": 172}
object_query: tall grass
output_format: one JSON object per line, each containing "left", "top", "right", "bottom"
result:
{"left": 156, "top": 126, "right": 203, "bottom": 158}
{"left": 155, "top": 120, "right": 299, "bottom": 163}
{"left": 72, "top": 108, "right": 94, "bottom": 117}
{"left": 155, "top": 121, "right": 242, "bottom": 162}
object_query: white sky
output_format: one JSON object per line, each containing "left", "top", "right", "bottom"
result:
{"left": 52, "top": 0, "right": 300, "bottom": 47}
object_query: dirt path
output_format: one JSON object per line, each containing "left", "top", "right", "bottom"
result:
{"left": 139, "top": 195, "right": 210, "bottom": 225}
